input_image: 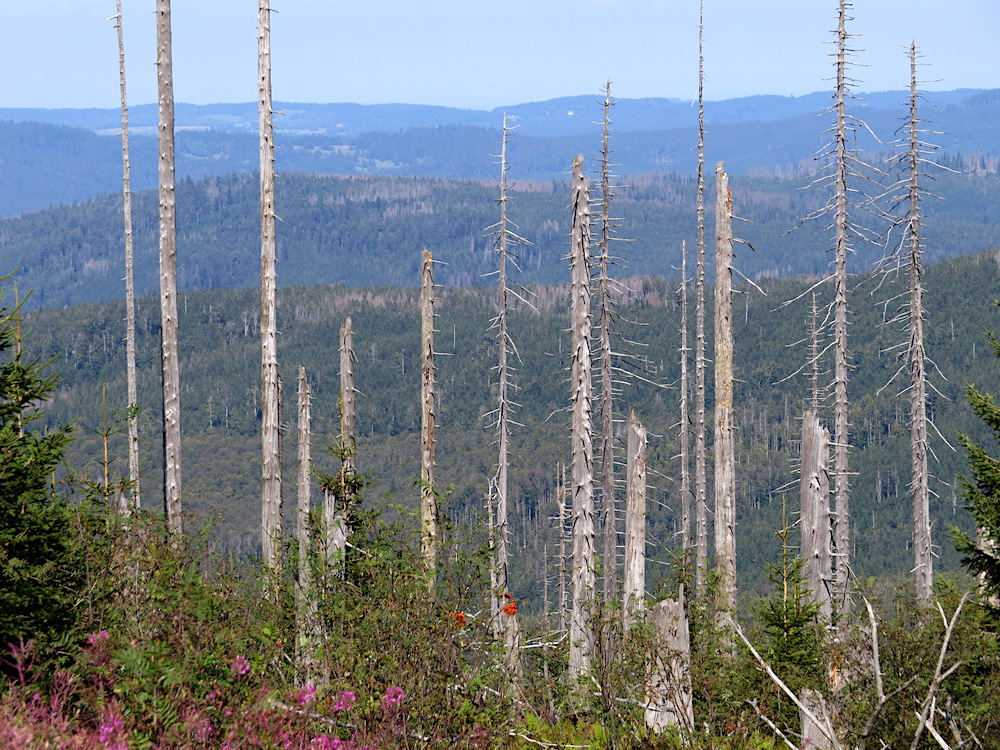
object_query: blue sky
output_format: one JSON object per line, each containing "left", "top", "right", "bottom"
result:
{"left": 3, "top": 0, "right": 998, "bottom": 110}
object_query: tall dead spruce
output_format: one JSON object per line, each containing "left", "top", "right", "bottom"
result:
{"left": 693, "top": 0, "right": 710, "bottom": 592}
{"left": 156, "top": 0, "right": 182, "bottom": 533}
{"left": 259, "top": 0, "right": 282, "bottom": 573}
{"left": 883, "top": 44, "right": 944, "bottom": 602}
{"left": 485, "top": 117, "right": 526, "bottom": 681}
{"left": 113, "top": 0, "right": 140, "bottom": 512}
{"left": 568, "top": 154, "right": 596, "bottom": 681}
{"left": 596, "top": 82, "right": 620, "bottom": 603}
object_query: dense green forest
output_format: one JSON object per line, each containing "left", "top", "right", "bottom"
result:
{"left": 23, "top": 248, "right": 1000, "bottom": 607}
{"left": 4, "top": 166, "right": 1000, "bottom": 309}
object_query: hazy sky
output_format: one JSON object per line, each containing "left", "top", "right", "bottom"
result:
{"left": 3, "top": 1, "right": 998, "bottom": 110}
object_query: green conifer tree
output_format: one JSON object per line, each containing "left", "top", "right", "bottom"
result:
{"left": 0, "top": 282, "right": 77, "bottom": 654}
{"left": 956, "top": 331, "right": 1000, "bottom": 608}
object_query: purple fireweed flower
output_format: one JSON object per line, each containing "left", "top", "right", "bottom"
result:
{"left": 231, "top": 656, "right": 251, "bottom": 678}
{"left": 331, "top": 690, "right": 356, "bottom": 712}
{"left": 381, "top": 686, "right": 405, "bottom": 709}
{"left": 297, "top": 683, "right": 317, "bottom": 706}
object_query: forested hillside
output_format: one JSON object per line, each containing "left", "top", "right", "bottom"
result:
{"left": 4, "top": 166, "right": 1000, "bottom": 308}
{"left": 25, "top": 249, "right": 1000, "bottom": 605}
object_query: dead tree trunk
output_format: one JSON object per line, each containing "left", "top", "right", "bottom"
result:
{"left": 832, "top": 0, "right": 854, "bottom": 607}
{"left": 568, "top": 154, "right": 596, "bottom": 681}
{"left": 645, "top": 594, "right": 695, "bottom": 733}
{"left": 488, "top": 117, "right": 524, "bottom": 681}
{"left": 259, "top": 0, "right": 282, "bottom": 572}
{"left": 801, "top": 409, "right": 833, "bottom": 621}
{"left": 622, "top": 411, "right": 647, "bottom": 630}
{"left": 295, "top": 366, "right": 321, "bottom": 678}
{"left": 679, "top": 240, "right": 692, "bottom": 556}
{"left": 114, "top": 0, "right": 140, "bottom": 513}
{"left": 693, "top": 0, "right": 709, "bottom": 593}
{"left": 713, "top": 162, "right": 736, "bottom": 624}
{"left": 558, "top": 461, "right": 569, "bottom": 634}
{"left": 597, "top": 82, "right": 619, "bottom": 604}
{"left": 420, "top": 249, "right": 439, "bottom": 580}
{"left": 904, "top": 43, "right": 933, "bottom": 602}
{"left": 325, "top": 318, "right": 355, "bottom": 578}
{"left": 156, "top": 0, "right": 182, "bottom": 534}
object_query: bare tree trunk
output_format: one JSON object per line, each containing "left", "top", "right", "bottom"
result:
{"left": 832, "top": 0, "right": 853, "bottom": 607}
{"left": 420, "top": 249, "right": 439, "bottom": 580}
{"left": 558, "top": 461, "right": 569, "bottom": 634}
{"left": 568, "top": 154, "right": 595, "bottom": 681}
{"left": 693, "top": 0, "right": 709, "bottom": 593}
{"left": 156, "top": 0, "right": 182, "bottom": 534}
{"left": 295, "top": 366, "right": 321, "bottom": 678}
{"left": 713, "top": 162, "right": 736, "bottom": 624}
{"left": 679, "top": 240, "right": 691, "bottom": 555}
{"left": 622, "top": 411, "right": 647, "bottom": 630}
{"left": 645, "top": 594, "right": 695, "bottom": 733}
{"left": 801, "top": 409, "right": 833, "bottom": 621}
{"left": 597, "top": 82, "right": 619, "bottom": 604}
{"left": 904, "top": 44, "right": 932, "bottom": 602}
{"left": 259, "top": 0, "right": 282, "bottom": 572}
{"left": 114, "top": 0, "right": 140, "bottom": 513}
{"left": 489, "top": 118, "right": 523, "bottom": 682}
{"left": 325, "top": 318, "right": 355, "bottom": 578}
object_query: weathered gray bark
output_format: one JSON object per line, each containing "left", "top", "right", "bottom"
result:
{"left": 713, "top": 162, "right": 736, "bottom": 623}
{"left": 259, "top": 0, "right": 282, "bottom": 571}
{"left": 904, "top": 44, "right": 932, "bottom": 602}
{"left": 489, "top": 118, "right": 523, "bottom": 681}
{"left": 558, "top": 461, "right": 569, "bottom": 634}
{"left": 295, "top": 366, "right": 321, "bottom": 677}
{"left": 114, "top": 0, "right": 140, "bottom": 513}
{"left": 420, "top": 249, "right": 439, "bottom": 580}
{"left": 832, "top": 0, "right": 853, "bottom": 606}
{"left": 645, "top": 595, "right": 694, "bottom": 733}
{"left": 679, "top": 240, "right": 691, "bottom": 555}
{"left": 156, "top": 0, "right": 182, "bottom": 534}
{"left": 801, "top": 409, "right": 833, "bottom": 622}
{"left": 325, "top": 318, "right": 355, "bottom": 577}
{"left": 693, "top": 0, "right": 709, "bottom": 593}
{"left": 568, "top": 154, "right": 595, "bottom": 681}
{"left": 622, "top": 411, "right": 647, "bottom": 630}
{"left": 597, "top": 82, "right": 619, "bottom": 604}
{"left": 801, "top": 689, "right": 836, "bottom": 750}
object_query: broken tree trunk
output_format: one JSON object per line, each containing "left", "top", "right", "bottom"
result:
{"left": 420, "top": 248, "right": 439, "bottom": 581}
{"left": 714, "top": 162, "right": 736, "bottom": 625}
{"left": 568, "top": 154, "right": 596, "bottom": 682}
{"left": 622, "top": 411, "right": 647, "bottom": 630}
{"left": 800, "top": 409, "right": 834, "bottom": 622}
{"left": 645, "top": 593, "right": 695, "bottom": 733}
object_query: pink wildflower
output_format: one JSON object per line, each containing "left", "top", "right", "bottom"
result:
{"left": 231, "top": 656, "right": 251, "bottom": 678}
{"left": 381, "top": 686, "right": 405, "bottom": 709}
{"left": 297, "top": 683, "right": 317, "bottom": 706}
{"left": 331, "top": 690, "right": 356, "bottom": 712}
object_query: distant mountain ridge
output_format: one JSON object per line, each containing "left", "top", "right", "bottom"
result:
{"left": 0, "top": 89, "right": 986, "bottom": 137}
{"left": 1, "top": 89, "right": 998, "bottom": 219}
